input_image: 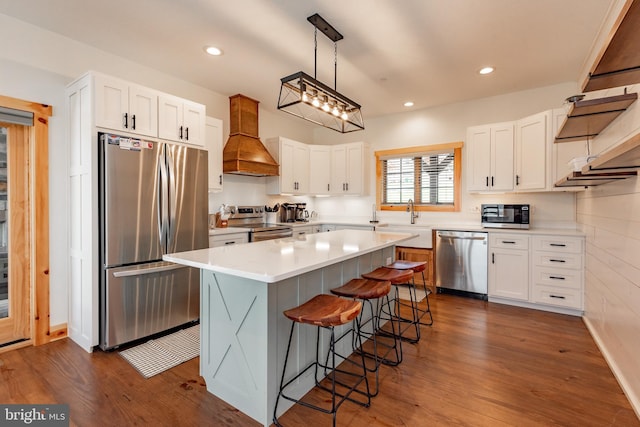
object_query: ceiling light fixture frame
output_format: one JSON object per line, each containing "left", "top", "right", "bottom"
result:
{"left": 277, "top": 13, "right": 364, "bottom": 133}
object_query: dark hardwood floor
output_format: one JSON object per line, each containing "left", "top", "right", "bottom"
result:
{"left": 1, "top": 294, "right": 638, "bottom": 426}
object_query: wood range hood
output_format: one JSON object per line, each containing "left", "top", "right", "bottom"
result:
{"left": 222, "top": 94, "right": 279, "bottom": 176}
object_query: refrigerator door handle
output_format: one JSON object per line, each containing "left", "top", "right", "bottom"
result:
{"left": 112, "top": 263, "right": 188, "bottom": 278}
{"left": 166, "top": 147, "right": 177, "bottom": 249}
{"left": 158, "top": 147, "right": 169, "bottom": 249}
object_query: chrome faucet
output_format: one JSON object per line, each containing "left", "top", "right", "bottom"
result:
{"left": 407, "top": 199, "right": 418, "bottom": 224}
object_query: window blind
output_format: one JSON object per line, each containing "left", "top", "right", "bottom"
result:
{"left": 382, "top": 150, "right": 455, "bottom": 205}
{"left": 0, "top": 106, "right": 34, "bottom": 126}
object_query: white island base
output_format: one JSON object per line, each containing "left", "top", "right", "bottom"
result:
{"left": 164, "top": 230, "right": 412, "bottom": 426}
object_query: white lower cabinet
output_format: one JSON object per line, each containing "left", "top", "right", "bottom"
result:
{"left": 209, "top": 232, "right": 249, "bottom": 247}
{"left": 293, "top": 226, "right": 314, "bottom": 237}
{"left": 488, "top": 232, "right": 584, "bottom": 314}
{"left": 488, "top": 234, "right": 529, "bottom": 301}
{"left": 530, "top": 235, "right": 583, "bottom": 310}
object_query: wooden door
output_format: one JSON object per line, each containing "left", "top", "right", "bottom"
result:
{"left": 0, "top": 123, "right": 30, "bottom": 346}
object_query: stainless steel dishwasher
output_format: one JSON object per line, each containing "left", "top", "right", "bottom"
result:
{"left": 435, "top": 230, "right": 488, "bottom": 298}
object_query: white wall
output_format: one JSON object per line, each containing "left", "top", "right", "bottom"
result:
{"left": 576, "top": 83, "right": 640, "bottom": 415}
{"left": 0, "top": 13, "right": 312, "bottom": 326}
{"left": 311, "top": 83, "right": 579, "bottom": 228}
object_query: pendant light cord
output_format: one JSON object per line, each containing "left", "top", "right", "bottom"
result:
{"left": 314, "top": 27, "right": 318, "bottom": 80}
{"left": 334, "top": 42, "right": 338, "bottom": 90}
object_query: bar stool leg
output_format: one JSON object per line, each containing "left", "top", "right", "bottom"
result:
{"left": 274, "top": 318, "right": 371, "bottom": 427}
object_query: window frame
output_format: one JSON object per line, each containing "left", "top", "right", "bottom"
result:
{"left": 375, "top": 142, "right": 462, "bottom": 212}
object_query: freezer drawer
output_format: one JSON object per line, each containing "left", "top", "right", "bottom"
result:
{"left": 101, "top": 261, "right": 199, "bottom": 350}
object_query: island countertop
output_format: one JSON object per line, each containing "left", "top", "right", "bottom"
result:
{"left": 163, "top": 229, "right": 415, "bottom": 283}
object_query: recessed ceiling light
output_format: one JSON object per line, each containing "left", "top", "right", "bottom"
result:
{"left": 404, "top": 101, "right": 414, "bottom": 107}
{"left": 479, "top": 66, "right": 494, "bottom": 75}
{"left": 204, "top": 46, "right": 223, "bottom": 56}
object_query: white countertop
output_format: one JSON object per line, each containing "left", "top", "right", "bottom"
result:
{"left": 165, "top": 229, "right": 415, "bottom": 283}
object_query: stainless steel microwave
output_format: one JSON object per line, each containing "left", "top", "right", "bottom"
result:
{"left": 481, "top": 204, "right": 530, "bottom": 229}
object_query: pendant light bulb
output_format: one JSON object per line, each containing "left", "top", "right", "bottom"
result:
{"left": 322, "top": 101, "right": 331, "bottom": 112}
{"left": 340, "top": 111, "right": 348, "bottom": 120}
{"left": 302, "top": 91, "right": 309, "bottom": 102}
{"left": 312, "top": 96, "right": 320, "bottom": 107}
{"left": 331, "top": 105, "right": 340, "bottom": 116}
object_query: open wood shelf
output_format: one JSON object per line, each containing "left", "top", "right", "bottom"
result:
{"left": 554, "top": 170, "right": 637, "bottom": 188}
{"left": 583, "top": 0, "right": 640, "bottom": 92}
{"left": 555, "top": 132, "right": 640, "bottom": 187}
{"left": 554, "top": 92, "right": 637, "bottom": 143}
{"left": 582, "top": 132, "right": 640, "bottom": 172}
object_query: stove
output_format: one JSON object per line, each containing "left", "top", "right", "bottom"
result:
{"left": 227, "top": 206, "right": 293, "bottom": 242}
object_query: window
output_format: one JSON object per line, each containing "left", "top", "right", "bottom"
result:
{"left": 375, "top": 142, "right": 462, "bottom": 212}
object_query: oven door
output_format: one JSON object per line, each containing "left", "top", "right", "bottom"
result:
{"left": 251, "top": 228, "right": 293, "bottom": 242}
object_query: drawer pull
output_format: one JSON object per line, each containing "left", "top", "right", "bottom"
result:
{"left": 549, "top": 294, "right": 566, "bottom": 299}
{"left": 224, "top": 241, "right": 236, "bottom": 245}
{"left": 549, "top": 259, "right": 566, "bottom": 263}
{"left": 502, "top": 241, "right": 516, "bottom": 244}
{"left": 549, "top": 276, "right": 565, "bottom": 280}
{"left": 550, "top": 243, "right": 566, "bottom": 247}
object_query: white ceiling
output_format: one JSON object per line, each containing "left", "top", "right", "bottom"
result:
{"left": 0, "top": 0, "right": 616, "bottom": 118}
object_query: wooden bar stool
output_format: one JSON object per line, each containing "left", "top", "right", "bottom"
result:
{"left": 386, "top": 260, "right": 434, "bottom": 326}
{"left": 273, "top": 294, "right": 371, "bottom": 427}
{"left": 331, "top": 278, "right": 402, "bottom": 397}
{"left": 362, "top": 267, "right": 421, "bottom": 343}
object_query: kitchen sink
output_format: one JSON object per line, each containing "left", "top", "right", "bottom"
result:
{"left": 378, "top": 225, "right": 433, "bottom": 248}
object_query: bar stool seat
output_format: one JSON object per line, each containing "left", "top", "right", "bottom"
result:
{"left": 362, "top": 267, "right": 420, "bottom": 343}
{"left": 274, "top": 294, "right": 370, "bottom": 427}
{"left": 386, "top": 261, "right": 433, "bottom": 326}
{"left": 362, "top": 267, "right": 414, "bottom": 284}
{"left": 331, "top": 278, "right": 402, "bottom": 396}
{"left": 283, "top": 294, "right": 362, "bottom": 326}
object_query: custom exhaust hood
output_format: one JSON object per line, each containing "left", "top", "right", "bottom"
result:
{"left": 222, "top": 94, "right": 279, "bottom": 176}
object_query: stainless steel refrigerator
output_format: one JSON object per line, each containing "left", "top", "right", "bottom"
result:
{"left": 98, "top": 133, "right": 208, "bottom": 350}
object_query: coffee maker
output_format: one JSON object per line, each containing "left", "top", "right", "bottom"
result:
{"left": 295, "top": 203, "right": 308, "bottom": 222}
{"left": 280, "top": 203, "right": 297, "bottom": 223}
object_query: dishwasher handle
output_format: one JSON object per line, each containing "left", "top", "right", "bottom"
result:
{"left": 438, "top": 232, "right": 487, "bottom": 241}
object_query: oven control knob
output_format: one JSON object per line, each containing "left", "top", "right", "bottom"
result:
{"left": 258, "top": 207, "right": 263, "bottom": 213}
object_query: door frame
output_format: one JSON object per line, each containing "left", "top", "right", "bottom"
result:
{"left": 0, "top": 94, "right": 52, "bottom": 351}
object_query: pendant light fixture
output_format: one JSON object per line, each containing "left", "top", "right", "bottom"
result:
{"left": 277, "top": 13, "right": 364, "bottom": 133}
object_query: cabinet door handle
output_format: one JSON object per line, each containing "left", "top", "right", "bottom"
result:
{"left": 516, "top": 175, "right": 519, "bottom": 186}
{"left": 491, "top": 176, "right": 494, "bottom": 186}
{"left": 549, "top": 294, "right": 566, "bottom": 299}
{"left": 485, "top": 176, "right": 489, "bottom": 187}
{"left": 185, "top": 127, "right": 189, "bottom": 140}
{"left": 131, "top": 114, "right": 136, "bottom": 130}
{"left": 549, "top": 276, "right": 565, "bottom": 280}
{"left": 550, "top": 243, "right": 566, "bottom": 247}
{"left": 327, "top": 183, "right": 330, "bottom": 191}
{"left": 502, "top": 241, "right": 516, "bottom": 244}
{"left": 549, "top": 259, "right": 566, "bottom": 263}
{"left": 346, "top": 182, "right": 349, "bottom": 191}
{"left": 123, "top": 113, "right": 128, "bottom": 129}
{"left": 219, "top": 174, "right": 223, "bottom": 185}
{"left": 492, "top": 253, "right": 495, "bottom": 264}
{"left": 179, "top": 126, "right": 184, "bottom": 139}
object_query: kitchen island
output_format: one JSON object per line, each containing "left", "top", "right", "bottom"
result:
{"left": 164, "top": 229, "right": 414, "bottom": 426}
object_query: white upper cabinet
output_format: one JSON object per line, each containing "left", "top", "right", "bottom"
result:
{"left": 94, "top": 74, "right": 158, "bottom": 137}
{"left": 515, "top": 111, "right": 550, "bottom": 191}
{"left": 205, "top": 116, "right": 224, "bottom": 192}
{"left": 158, "top": 94, "right": 206, "bottom": 147}
{"left": 467, "top": 122, "right": 514, "bottom": 192}
{"left": 330, "top": 142, "right": 369, "bottom": 195}
{"left": 266, "top": 137, "right": 310, "bottom": 195}
{"left": 309, "top": 145, "right": 332, "bottom": 195}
